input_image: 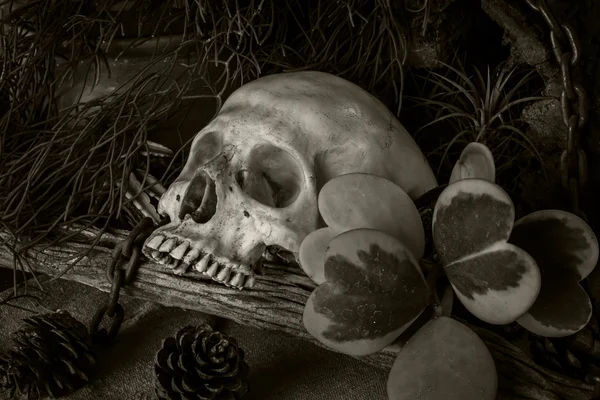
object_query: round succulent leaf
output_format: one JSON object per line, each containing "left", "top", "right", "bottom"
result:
{"left": 510, "top": 210, "right": 599, "bottom": 280}
{"left": 303, "top": 228, "right": 429, "bottom": 356}
{"left": 318, "top": 173, "right": 425, "bottom": 260}
{"left": 433, "top": 179, "right": 514, "bottom": 266}
{"left": 447, "top": 242, "right": 541, "bottom": 324}
{"left": 433, "top": 179, "right": 541, "bottom": 324}
{"left": 517, "top": 282, "right": 592, "bottom": 337}
{"left": 449, "top": 142, "right": 496, "bottom": 184}
{"left": 299, "top": 227, "right": 342, "bottom": 284}
{"left": 510, "top": 210, "right": 600, "bottom": 337}
{"left": 387, "top": 316, "right": 497, "bottom": 400}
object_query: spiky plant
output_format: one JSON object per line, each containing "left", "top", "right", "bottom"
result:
{"left": 406, "top": 57, "right": 548, "bottom": 189}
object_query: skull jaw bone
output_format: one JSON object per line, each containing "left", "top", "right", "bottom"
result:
{"left": 142, "top": 155, "right": 315, "bottom": 289}
{"left": 142, "top": 224, "right": 260, "bottom": 289}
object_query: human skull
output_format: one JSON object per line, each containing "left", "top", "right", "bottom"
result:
{"left": 142, "top": 71, "right": 437, "bottom": 289}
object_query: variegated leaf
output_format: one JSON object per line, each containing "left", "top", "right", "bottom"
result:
{"left": 318, "top": 173, "right": 424, "bottom": 260}
{"left": 303, "top": 229, "right": 429, "bottom": 356}
{"left": 299, "top": 227, "right": 341, "bottom": 284}
{"left": 433, "top": 179, "right": 541, "bottom": 324}
{"left": 510, "top": 210, "right": 599, "bottom": 337}
{"left": 449, "top": 142, "right": 495, "bottom": 184}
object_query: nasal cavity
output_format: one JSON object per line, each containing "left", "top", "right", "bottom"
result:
{"left": 179, "top": 171, "right": 217, "bottom": 223}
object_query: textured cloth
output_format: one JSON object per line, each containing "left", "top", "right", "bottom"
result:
{"left": 0, "top": 278, "right": 388, "bottom": 400}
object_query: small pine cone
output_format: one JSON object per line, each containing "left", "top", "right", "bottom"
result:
{"left": 0, "top": 310, "right": 96, "bottom": 399}
{"left": 154, "top": 324, "right": 249, "bottom": 400}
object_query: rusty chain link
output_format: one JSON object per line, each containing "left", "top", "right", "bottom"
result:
{"left": 525, "top": 2, "right": 600, "bottom": 397}
{"left": 90, "top": 216, "right": 167, "bottom": 344}
{"left": 525, "top": 0, "right": 589, "bottom": 220}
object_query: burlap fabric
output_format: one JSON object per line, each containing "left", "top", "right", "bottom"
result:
{"left": 0, "top": 278, "right": 387, "bottom": 400}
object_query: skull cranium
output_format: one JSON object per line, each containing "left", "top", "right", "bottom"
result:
{"left": 142, "top": 71, "right": 437, "bottom": 289}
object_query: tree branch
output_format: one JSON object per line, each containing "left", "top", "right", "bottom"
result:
{"left": 0, "top": 227, "right": 594, "bottom": 399}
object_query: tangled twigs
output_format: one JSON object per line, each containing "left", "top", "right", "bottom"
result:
{"left": 0, "top": 0, "right": 410, "bottom": 257}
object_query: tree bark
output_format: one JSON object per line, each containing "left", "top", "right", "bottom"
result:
{"left": 0, "top": 228, "right": 594, "bottom": 399}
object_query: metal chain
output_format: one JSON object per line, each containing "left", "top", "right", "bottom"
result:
{"left": 524, "top": 3, "right": 599, "bottom": 397}
{"left": 90, "top": 216, "right": 168, "bottom": 344}
{"left": 525, "top": 0, "right": 589, "bottom": 220}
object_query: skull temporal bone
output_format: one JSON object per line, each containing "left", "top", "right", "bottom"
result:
{"left": 142, "top": 71, "right": 437, "bottom": 289}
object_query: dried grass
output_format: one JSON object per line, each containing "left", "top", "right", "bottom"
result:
{"left": 0, "top": 0, "right": 415, "bottom": 298}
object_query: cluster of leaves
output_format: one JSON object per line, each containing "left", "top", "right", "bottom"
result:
{"left": 298, "top": 142, "right": 599, "bottom": 399}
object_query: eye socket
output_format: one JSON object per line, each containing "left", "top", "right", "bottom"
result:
{"left": 237, "top": 144, "right": 303, "bottom": 208}
{"left": 178, "top": 131, "right": 222, "bottom": 181}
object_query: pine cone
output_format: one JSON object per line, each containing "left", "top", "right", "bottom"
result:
{"left": 154, "top": 324, "right": 249, "bottom": 400}
{"left": 0, "top": 310, "right": 96, "bottom": 399}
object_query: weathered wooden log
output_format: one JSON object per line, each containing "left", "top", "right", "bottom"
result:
{"left": 0, "top": 227, "right": 595, "bottom": 399}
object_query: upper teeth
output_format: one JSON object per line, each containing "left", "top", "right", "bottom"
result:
{"left": 158, "top": 237, "right": 177, "bottom": 252}
{"left": 195, "top": 255, "right": 211, "bottom": 272}
{"left": 170, "top": 241, "right": 190, "bottom": 259}
{"left": 229, "top": 272, "right": 244, "bottom": 287}
{"left": 142, "top": 234, "right": 256, "bottom": 289}
{"left": 146, "top": 235, "right": 165, "bottom": 250}
{"left": 216, "top": 265, "right": 232, "bottom": 282}
{"left": 183, "top": 248, "right": 201, "bottom": 264}
{"left": 206, "top": 262, "right": 220, "bottom": 277}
